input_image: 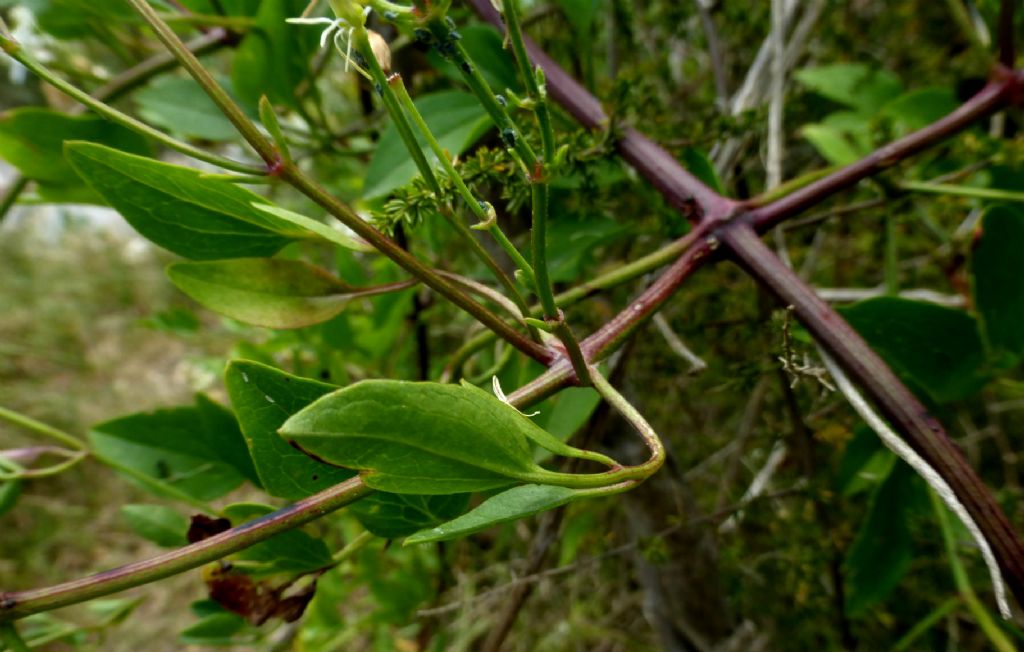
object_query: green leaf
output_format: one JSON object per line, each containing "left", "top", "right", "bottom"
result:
{"left": 428, "top": 24, "right": 520, "bottom": 93}
{"left": 536, "top": 387, "right": 601, "bottom": 440}
{"left": 194, "top": 394, "right": 261, "bottom": 487}
{"left": 971, "top": 205, "right": 1024, "bottom": 361}
{"left": 89, "top": 397, "right": 256, "bottom": 502}
{"left": 0, "top": 108, "right": 148, "bottom": 191}
{"left": 405, "top": 484, "right": 577, "bottom": 545}
{"left": 800, "top": 123, "right": 864, "bottom": 166}
{"left": 881, "top": 87, "right": 958, "bottom": 133}
{"left": 64, "top": 142, "right": 303, "bottom": 260}
{"left": 222, "top": 503, "right": 332, "bottom": 575}
{"left": 0, "top": 481, "right": 22, "bottom": 518}
{"left": 252, "top": 203, "right": 375, "bottom": 252}
{"left": 463, "top": 381, "right": 610, "bottom": 465}
{"left": 555, "top": 0, "right": 601, "bottom": 41}
{"left": 836, "top": 426, "right": 897, "bottom": 497}
{"left": 231, "top": 0, "right": 318, "bottom": 110}
{"left": 168, "top": 258, "right": 396, "bottom": 330}
{"left": 350, "top": 493, "right": 470, "bottom": 539}
{"left": 224, "top": 362, "right": 469, "bottom": 537}
{"left": 546, "top": 215, "right": 629, "bottom": 283}
{"left": 839, "top": 297, "right": 987, "bottom": 403}
{"left": 279, "top": 380, "right": 562, "bottom": 494}
{"left": 680, "top": 147, "right": 724, "bottom": 194}
{"left": 795, "top": 63, "right": 902, "bottom": 114}
{"left": 120, "top": 504, "right": 189, "bottom": 548}
{"left": 179, "top": 612, "right": 248, "bottom": 646}
{"left": 844, "top": 463, "right": 923, "bottom": 616}
{"left": 134, "top": 76, "right": 239, "bottom": 141}
{"left": 363, "top": 91, "right": 493, "bottom": 199}
{"left": 15, "top": 0, "right": 135, "bottom": 39}
{"left": 225, "top": 360, "right": 354, "bottom": 501}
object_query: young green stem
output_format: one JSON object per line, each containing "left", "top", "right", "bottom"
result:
{"left": 551, "top": 317, "right": 592, "bottom": 386}
{"left": 502, "top": 0, "right": 555, "bottom": 163}
{"left": 124, "top": 0, "right": 552, "bottom": 365}
{"left": 492, "top": 2, "right": 561, "bottom": 319}
{"left": 442, "top": 230, "right": 704, "bottom": 379}
{"left": 125, "top": 0, "right": 278, "bottom": 165}
{"left": 426, "top": 19, "right": 539, "bottom": 168}
{"left": 330, "top": 530, "right": 375, "bottom": 565}
{"left": 0, "top": 40, "right": 263, "bottom": 175}
{"left": 589, "top": 370, "right": 665, "bottom": 477}
{"left": 515, "top": 368, "right": 666, "bottom": 489}
{"left": 388, "top": 77, "right": 535, "bottom": 285}
{"left": 0, "top": 406, "right": 87, "bottom": 451}
{"left": 0, "top": 450, "right": 88, "bottom": 481}
{"left": 355, "top": 39, "right": 534, "bottom": 331}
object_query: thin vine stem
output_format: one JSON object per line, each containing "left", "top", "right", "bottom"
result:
{"left": 0, "top": 450, "right": 88, "bottom": 481}
{"left": 590, "top": 370, "right": 665, "bottom": 477}
{"left": 419, "top": 12, "right": 593, "bottom": 382}
{"left": 0, "top": 477, "right": 373, "bottom": 621}
{"left": 125, "top": 0, "right": 553, "bottom": 365}
{"left": 369, "top": 62, "right": 537, "bottom": 332}
{"left": 501, "top": 0, "right": 560, "bottom": 319}
{"left": 0, "top": 406, "right": 87, "bottom": 452}
{"left": 0, "top": 37, "right": 264, "bottom": 175}
{"left": 0, "top": 28, "right": 231, "bottom": 223}
{"left": 388, "top": 76, "right": 536, "bottom": 286}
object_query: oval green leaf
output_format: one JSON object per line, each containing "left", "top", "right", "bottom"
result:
{"left": 839, "top": 297, "right": 987, "bottom": 404}
{"left": 90, "top": 405, "right": 248, "bottom": 502}
{"left": 350, "top": 492, "right": 470, "bottom": 539}
{"left": 64, "top": 142, "right": 303, "bottom": 260}
{"left": 252, "top": 203, "right": 375, "bottom": 252}
{"left": 844, "top": 463, "right": 924, "bottom": 616}
{"left": 971, "top": 205, "right": 1024, "bottom": 362}
{"left": 120, "top": 504, "right": 190, "bottom": 548}
{"left": 363, "top": 91, "right": 493, "bottom": 199}
{"left": 225, "top": 360, "right": 355, "bottom": 500}
{"left": 0, "top": 108, "right": 149, "bottom": 185}
{"left": 279, "top": 380, "right": 557, "bottom": 494}
{"left": 405, "top": 484, "right": 577, "bottom": 545}
{"left": 169, "top": 258, "right": 367, "bottom": 329}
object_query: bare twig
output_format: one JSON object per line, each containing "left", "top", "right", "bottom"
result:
{"left": 693, "top": 0, "right": 728, "bottom": 108}
{"left": 652, "top": 314, "right": 707, "bottom": 374}
{"left": 768, "top": 0, "right": 791, "bottom": 267}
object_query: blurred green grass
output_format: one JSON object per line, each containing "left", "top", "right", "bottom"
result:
{"left": 0, "top": 208, "right": 239, "bottom": 650}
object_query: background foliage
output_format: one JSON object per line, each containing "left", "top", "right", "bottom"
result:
{"left": 1, "top": 0, "right": 1023, "bottom": 650}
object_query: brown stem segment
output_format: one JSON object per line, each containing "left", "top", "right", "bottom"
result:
{"left": 747, "top": 71, "right": 1022, "bottom": 231}
{"left": 470, "top": 0, "right": 1024, "bottom": 606}
{"left": 466, "top": 0, "right": 738, "bottom": 220}
{"left": 719, "top": 221, "right": 1024, "bottom": 603}
{"left": 0, "top": 477, "right": 372, "bottom": 621}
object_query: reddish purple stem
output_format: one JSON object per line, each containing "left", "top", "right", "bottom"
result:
{"left": 469, "top": 0, "right": 1024, "bottom": 605}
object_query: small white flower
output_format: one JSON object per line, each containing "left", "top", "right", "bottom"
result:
{"left": 286, "top": 6, "right": 374, "bottom": 77}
